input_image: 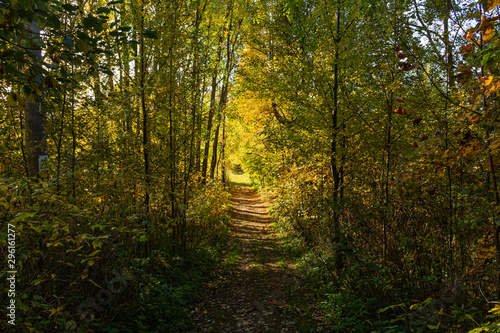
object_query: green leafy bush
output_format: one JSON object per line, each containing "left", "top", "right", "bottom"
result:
{"left": 0, "top": 175, "right": 230, "bottom": 332}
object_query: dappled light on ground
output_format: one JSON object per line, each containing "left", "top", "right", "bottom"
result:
{"left": 186, "top": 186, "right": 329, "bottom": 332}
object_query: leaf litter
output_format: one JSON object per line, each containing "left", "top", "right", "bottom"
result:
{"left": 185, "top": 185, "right": 330, "bottom": 332}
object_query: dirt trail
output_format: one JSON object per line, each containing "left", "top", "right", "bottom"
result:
{"left": 187, "top": 185, "right": 314, "bottom": 332}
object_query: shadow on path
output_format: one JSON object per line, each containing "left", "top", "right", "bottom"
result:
{"left": 185, "top": 185, "right": 324, "bottom": 332}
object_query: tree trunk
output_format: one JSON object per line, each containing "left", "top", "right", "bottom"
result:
{"left": 202, "top": 27, "right": 224, "bottom": 183}
{"left": 210, "top": 117, "right": 221, "bottom": 180}
{"left": 140, "top": 7, "right": 150, "bottom": 214}
{"left": 221, "top": 106, "right": 226, "bottom": 185}
{"left": 443, "top": 6, "right": 455, "bottom": 272}
{"left": 330, "top": 1, "right": 343, "bottom": 271}
{"left": 56, "top": 68, "right": 67, "bottom": 194}
{"left": 24, "top": 21, "right": 47, "bottom": 179}
{"left": 384, "top": 90, "right": 393, "bottom": 261}
{"left": 202, "top": 70, "right": 218, "bottom": 182}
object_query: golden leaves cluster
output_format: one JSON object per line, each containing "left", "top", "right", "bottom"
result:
{"left": 485, "top": 0, "right": 500, "bottom": 12}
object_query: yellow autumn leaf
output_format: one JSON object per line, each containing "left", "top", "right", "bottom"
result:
{"left": 470, "top": 114, "right": 481, "bottom": 123}
{"left": 489, "top": 304, "right": 500, "bottom": 313}
{"left": 486, "top": 0, "right": 500, "bottom": 11}
{"left": 486, "top": 81, "right": 500, "bottom": 95}
{"left": 66, "top": 245, "right": 84, "bottom": 253}
{"left": 6, "top": 93, "right": 16, "bottom": 107}
{"left": 483, "top": 25, "right": 495, "bottom": 43}
{"left": 480, "top": 75, "right": 494, "bottom": 86}
{"left": 32, "top": 279, "right": 44, "bottom": 286}
{"left": 87, "top": 279, "right": 102, "bottom": 288}
{"left": 49, "top": 306, "right": 64, "bottom": 317}
{"left": 410, "top": 303, "right": 421, "bottom": 311}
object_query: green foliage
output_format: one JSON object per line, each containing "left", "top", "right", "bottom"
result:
{"left": 468, "top": 304, "right": 500, "bottom": 332}
{"left": 0, "top": 175, "right": 230, "bottom": 332}
{"left": 233, "top": 0, "right": 500, "bottom": 331}
{"left": 4, "top": 0, "right": 500, "bottom": 331}
{"left": 106, "top": 249, "right": 217, "bottom": 332}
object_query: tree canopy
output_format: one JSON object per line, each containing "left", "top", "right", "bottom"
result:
{"left": 2, "top": 0, "right": 500, "bottom": 331}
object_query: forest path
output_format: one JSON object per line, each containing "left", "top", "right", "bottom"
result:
{"left": 187, "top": 185, "right": 326, "bottom": 332}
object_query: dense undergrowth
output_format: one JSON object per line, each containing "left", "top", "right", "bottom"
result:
{"left": 0, "top": 176, "right": 230, "bottom": 332}
{"left": 261, "top": 172, "right": 500, "bottom": 333}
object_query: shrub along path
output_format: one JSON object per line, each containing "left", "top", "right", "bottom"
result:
{"left": 186, "top": 185, "right": 329, "bottom": 332}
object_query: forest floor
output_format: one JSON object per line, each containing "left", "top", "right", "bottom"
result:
{"left": 186, "top": 185, "right": 330, "bottom": 332}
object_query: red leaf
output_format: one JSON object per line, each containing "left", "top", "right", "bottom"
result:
{"left": 393, "top": 104, "right": 409, "bottom": 115}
